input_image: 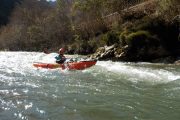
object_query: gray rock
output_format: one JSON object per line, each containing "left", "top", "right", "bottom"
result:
{"left": 174, "top": 60, "right": 180, "bottom": 65}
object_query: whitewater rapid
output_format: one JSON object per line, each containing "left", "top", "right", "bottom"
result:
{"left": 0, "top": 52, "right": 180, "bottom": 120}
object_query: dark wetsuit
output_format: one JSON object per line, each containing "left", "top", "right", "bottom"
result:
{"left": 55, "top": 54, "right": 66, "bottom": 64}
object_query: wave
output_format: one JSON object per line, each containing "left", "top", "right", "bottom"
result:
{"left": 96, "top": 61, "right": 180, "bottom": 84}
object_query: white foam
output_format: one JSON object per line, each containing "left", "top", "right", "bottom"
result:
{"left": 0, "top": 52, "right": 179, "bottom": 84}
{"left": 97, "top": 61, "right": 180, "bottom": 83}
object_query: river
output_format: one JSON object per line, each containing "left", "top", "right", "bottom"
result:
{"left": 0, "top": 52, "right": 180, "bottom": 120}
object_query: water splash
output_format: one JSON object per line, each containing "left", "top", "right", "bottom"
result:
{"left": 0, "top": 52, "right": 180, "bottom": 120}
{"left": 96, "top": 61, "right": 180, "bottom": 83}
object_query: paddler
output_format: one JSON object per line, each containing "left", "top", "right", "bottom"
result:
{"left": 55, "top": 48, "right": 66, "bottom": 64}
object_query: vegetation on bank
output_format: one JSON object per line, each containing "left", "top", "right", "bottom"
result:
{"left": 0, "top": 0, "right": 179, "bottom": 62}
{"left": 0, "top": 0, "right": 21, "bottom": 26}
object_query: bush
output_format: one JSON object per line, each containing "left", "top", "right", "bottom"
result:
{"left": 102, "top": 31, "right": 119, "bottom": 46}
{"left": 67, "top": 39, "right": 94, "bottom": 55}
{"left": 119, "top": 29, "right": 130, "bottom": 47}
{"left": 88, "top": 38, "right": 98, "bottom": 53}
{"left": 132, "top": 17, "right": 153, "bottom": 31}
{"left": 125, "top": 30, "right": 151, "bottom": 47}
{"left": 124, "top": 15, "right": 179, "bottom": 56}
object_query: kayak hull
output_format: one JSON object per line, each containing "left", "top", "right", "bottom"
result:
{"left": 67, "top": 61, "right": 97, "bottom": 70}
{"left": 33, "top": 62, "right": 61, "bottom": 69}
{"left": 33, "top": 60, "right": 97, "bottom": 70}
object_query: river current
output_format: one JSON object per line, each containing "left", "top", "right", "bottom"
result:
{"left": 0, "top": 52, "right": 180, "bottom": 120}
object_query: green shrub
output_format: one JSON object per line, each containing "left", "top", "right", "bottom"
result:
{"left": 133, "top": 17, "right": 152, "bottom": 31}
{"left": 126, "top": 30, "right": 151, "bottom": 47}
{"left": 88, "top": 38, "right": 98, "bottom": 52}
{"left": 130, "top": 15, "right": 179, "bottom": 53}
{"left": 119, "top": 29, "right": 130, "bottom": 47}
{"left": 102, "top": 31, "right": 119, "bottom": 46}
{"left": 68, "top": 39, "right": 94, "bottom": 55}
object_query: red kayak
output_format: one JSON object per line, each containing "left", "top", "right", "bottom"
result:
{"left": 33, "top": 60, "right": 97, "bottom": 70}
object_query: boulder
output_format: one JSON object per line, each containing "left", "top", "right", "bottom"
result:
{"left": 91, "top": 42, "right": 173, "bottom": 62}
{"left": 90, "top": 44, "right": 117, "bottom": 60}
{"left": 174, "top": 60, "right": 180, "bottom": 65}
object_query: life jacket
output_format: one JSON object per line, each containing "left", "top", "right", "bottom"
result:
{"left": 55, "top": 54, "right": 66, "bottom": 64}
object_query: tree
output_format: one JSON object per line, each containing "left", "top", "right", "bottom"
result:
{"left": 0, "top": 0, "right": 21, "bottom": 26}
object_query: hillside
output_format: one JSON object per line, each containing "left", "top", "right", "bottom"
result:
{"left": 0, "top": 0, "right": 21, "bottom": 26}
{"left": 0, "top": 0, "right": 179, "bottom": 63}
{"left": 90, "top": 0, "right": 180, "bottom": 63}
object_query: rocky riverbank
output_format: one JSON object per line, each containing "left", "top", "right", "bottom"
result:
{"left": 89, "top": 14, "right": 180, "bottom": 64}
{"left": 89, "top": 44, "right": 180, "bottom": 64}
{"left": 87, "top": 0, "right": 180, "bottom": 64}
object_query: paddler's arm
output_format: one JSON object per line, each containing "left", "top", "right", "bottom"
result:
{"left": 43, "top": 48, "right": 50, "bottom": 54}
{"left": 43, "top": 48, "right": 57, "bottom": 54}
